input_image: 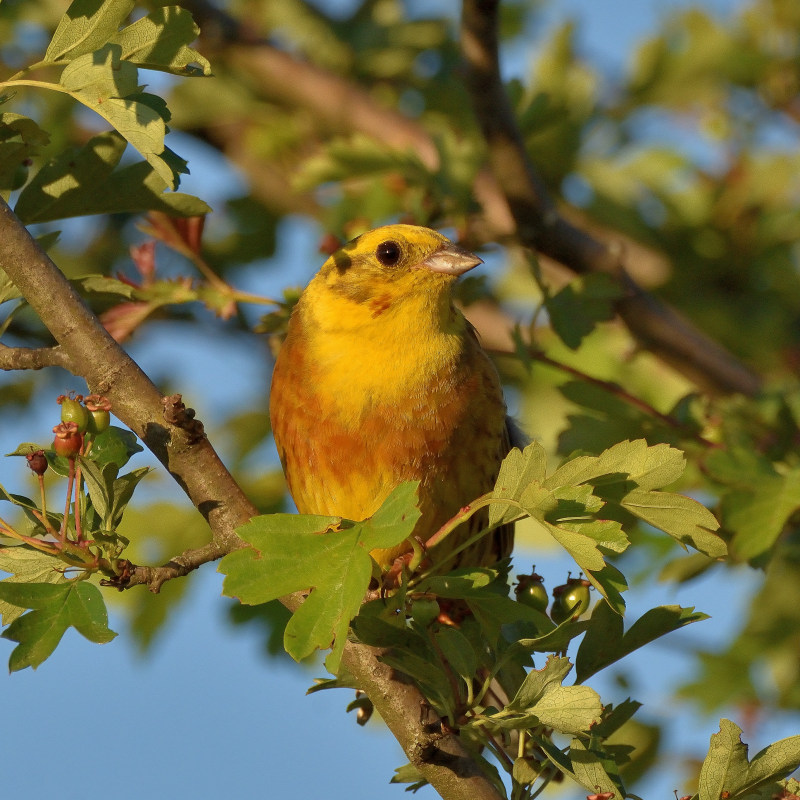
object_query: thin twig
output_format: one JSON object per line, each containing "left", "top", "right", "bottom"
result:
{"left": 490, "top": 346, "right": 718, "bottom": 448}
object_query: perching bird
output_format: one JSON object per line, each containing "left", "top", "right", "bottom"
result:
{"left": 269, "top": 224, "right": 516, "bottom": 573}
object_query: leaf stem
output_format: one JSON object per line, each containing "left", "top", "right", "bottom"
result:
{"left": 60, "top": 457, "right": 76, "bottom": 545}
{"left": 36, "top": 475, "right": 57, "bottom": 536}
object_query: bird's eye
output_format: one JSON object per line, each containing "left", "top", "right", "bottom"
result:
{"left": 375, "top": 240, "right": 401, "bottom": 267}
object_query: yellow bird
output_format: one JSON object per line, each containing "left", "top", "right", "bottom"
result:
{"left": 269, "top": 224, "right": 515, "bottom": 572}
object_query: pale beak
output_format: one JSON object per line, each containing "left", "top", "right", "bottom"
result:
{"left": 419, "top": 243, "right": 483, "bottom": 276}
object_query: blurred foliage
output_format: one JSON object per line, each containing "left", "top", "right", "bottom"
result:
{"left": 1, "top": 0, "right": 800, "bottom": 796}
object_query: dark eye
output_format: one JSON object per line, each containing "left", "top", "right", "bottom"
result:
{"left": 375, "top": 240, "right": 401, "bottom": 266}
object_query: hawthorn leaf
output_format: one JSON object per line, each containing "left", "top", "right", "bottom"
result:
{"left": 621, "top": 488, "right": 725, "bottom": 557}
{"left": 15, "top": 132, "right": 209, "bottom": 223}
{"left": 433, "top": 626, "right": 477, "bottom": 686}
{"left": 546, "top": 273, "right": 620, "bottom": 349}
{"left": 699, "top": 719, "right": 800, "bottom": 800}
{"left": 0, "top": 113, "right": 50, "bottom": 192}
{"left": 0, "top": 581, "right": 116, "bottom": 671}
{"left": 576, "top": 600, "right": 708, "bottom": 683}
{"left": 0, "top": 547, "right": 67, "bottom": 625}
{"left": 219, "top": 482, "right": 420, "bottom": 673}
{"left": 111, "top": 6, "right": 212, "bottom": 76}
{"left": 528, "top": 684, "right": 603, "bottom": 735}
{"left": 59, "top": 45, "right": 177, "bottom": 188}
{"left": 546, "top": 439, "right": 685, "bottom": 491}
{"left": 722, "top": 469, "right": 800, "bottom": 562}
{"left": 45, "top": 0, "right": 135, "bottom": 63}
{"left": 489, "top": 442, "right": 548, "bottom": 526}
{"left": 569, "top": 738, "right": 622, "bottom": 795}
{"left": 508, "top": 655, "right": 572, "bottom": 711}
{"left": 89, "top": 426, "right": 144, "bottom": 469}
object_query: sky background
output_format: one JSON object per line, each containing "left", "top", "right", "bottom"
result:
{"left": 3, "top": 1, "right": 798, "bottom": 798}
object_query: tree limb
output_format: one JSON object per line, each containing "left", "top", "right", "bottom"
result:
{"left": 0, "top": 342, "right": 75, "bottom": 372}
{"left": 0, "top": 198, "right": 504, "bottom": 800}
{"left": 459, "top": 0, "right": 760, "bottom": 397}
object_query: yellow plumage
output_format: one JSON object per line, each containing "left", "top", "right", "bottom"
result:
{"left": 269, "top": 224, "right": 514, "bottom": 571}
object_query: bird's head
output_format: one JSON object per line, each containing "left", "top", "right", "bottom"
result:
{"left": 303, "top": 225, "right": 482, "bottom": 329}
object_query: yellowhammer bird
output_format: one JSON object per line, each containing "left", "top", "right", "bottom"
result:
{"left": 269, "top": 224, "right": 516, "bottom": 573}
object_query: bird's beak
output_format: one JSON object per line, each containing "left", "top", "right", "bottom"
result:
{"left": 419, "top": 243, "right": 483, "bottom": 276}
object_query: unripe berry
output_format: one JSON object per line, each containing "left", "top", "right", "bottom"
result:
{"left": 84, "top": 394, "right": 112, "bottom": 434}
{"left": 58, "top": 395, "right": 88, "bottom": 433}
{"left": 52, "top": 422, "right": 83, "bottom": 458}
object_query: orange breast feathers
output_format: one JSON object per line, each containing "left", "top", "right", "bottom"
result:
{"left": 269, "top": 224, "right": 514, "bottom": 571}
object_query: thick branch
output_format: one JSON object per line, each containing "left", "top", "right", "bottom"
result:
{"left": 460, "top": 0, "right": 760, "bottom": 397}
{"left": 0, "top": 199, "right": 504, "bottom": 800}
{"left": 0, "top": 199, "right": 249, "bottom": 558}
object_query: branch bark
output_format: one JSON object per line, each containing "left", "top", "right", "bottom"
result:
{"left": 0, "top": 198, "right": 504, "bottom": 800}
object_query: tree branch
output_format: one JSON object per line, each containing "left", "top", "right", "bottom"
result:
{"left": 0, "top": 198, "right": 504, "bottom": 800}
{"left": 459, "top": 0, "right": 761, "bottom": 397}
{"left": 0, "top": 342, "right": 75, "bottom": 372}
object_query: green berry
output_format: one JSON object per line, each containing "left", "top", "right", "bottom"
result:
{"left": 515, "top": 572, "right": 548, "bottom": 612}
{"left": 58, "top": 395, "right": 88, "bottom": 433}
{"left": 551, "top": 578, "right": 591, "bottom": 624}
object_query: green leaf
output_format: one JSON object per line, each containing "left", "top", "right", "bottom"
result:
{"left": 0, "top": 581, "right": 116, "bottom": 671}
{"left": 576, "top": 600, "right": 708, "bottom": 682}
{"left": 15, "top": 132, "right": 209, "bottom": 223}
{"left": 528, "top": 683, "right": 603, "bottom": 735}
{"left": 111, "top": 6, "right": 212, "bottom": 76}
{"left": 0, "top": 113, "right": 50, "bottom": 192}
{"left": 433, "top": 626, "right": 477, "bottom": 687}
{"left": 89, "top": 426, "right": 144, "bottom": 469}
{"left": 415, "top": 566, "right": 501, "bottom": 598}
{"left": 45, "top": 0, "right": 135, "bottom": 63}
{"left": 78, "top": 458, "right": 116, "bottom": 526}
{"left": 79, "top": 457, "right": 148, "bottom": 530}
{"left": 699, "top": 719, "right": 800, "bottom": 800}
{"left": 498, "top": 655, "right": 602, "bottom": 735}
{"left": 621, "top": 488, "right": 725, "bottom": 557}
{"left": 723, "top": 469, "right": 800, "bottom": 562}
{"left": 511, "top": 619, "right": 590, "bottom": 655}
{"left": 569, "top": 738, "right": 623, "bottom": 795}
{"left": 0, "top": 547, "right": 67, "bottom": 625}
{"left": 508, "top": 655, "right": 571, "bottom": 711}
{"left": 219, "top": 483, "right": 420, "bottom": 674}
{"left": 546, "top": 439, "right": 686, "bottom": 491}
{"left": 490, "top": 441, "right": 549, "bottom": 526}
{"left": 59, "top": 45, "right": 178, "bottom": 188}
{"left": 546, "top": 273, "right": 621, "bottom": 349}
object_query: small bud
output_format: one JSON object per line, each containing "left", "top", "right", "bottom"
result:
{"left": 52, "top": 422, "right": 83, "bottom": 458}
{"left": 25, "top": 450, "right": 48, "bottom": 476}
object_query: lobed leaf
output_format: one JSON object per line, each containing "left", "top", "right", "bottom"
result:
{"left": 576, "top": 600, "right": 708, "bottom": 683}
{"left": 699, "top": 719, "right": 800, "bottom": 800}
{"left": 45, "top": 0, "right": 135, "bottom": 63}
{"left": 0, "top": 581, "right": 116, "bottom": 671}
{"left": 0, "top": 547, "right": 67, "bottom": 626}
{"left": 111, "top": 6, "right": 211, "bottom": 77}
{"left": 621, "top": 488, "right": 725, "bottom": 557}
{"left": 15, "top": 132, "right": 209, "bottom": 223}
{"left": 220, "top": 483, "right": 420, "bottom": 673}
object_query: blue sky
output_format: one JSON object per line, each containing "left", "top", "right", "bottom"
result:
{"left": 5, "top": 1, "right": 797, "bottom": 799}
